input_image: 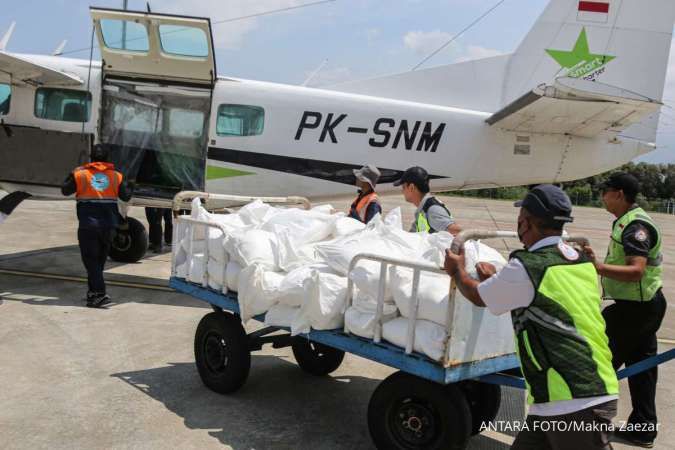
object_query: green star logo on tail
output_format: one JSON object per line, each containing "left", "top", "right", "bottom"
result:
{"left": 546, "top": 28, "right": 615, "bottom": 79}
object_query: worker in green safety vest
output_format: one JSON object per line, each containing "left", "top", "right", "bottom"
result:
{"left": 444, "top": 184, "right": 618, "bottom": 449}
{"left": 393, "top": 166, "right": 462, "bottom": 235}
{"left": 582, "top": 172, "right": 667, "bottom": 448}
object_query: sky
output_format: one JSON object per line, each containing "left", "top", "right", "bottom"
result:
{"left": 2, "top": 0, "right": 675, "bottom": 163}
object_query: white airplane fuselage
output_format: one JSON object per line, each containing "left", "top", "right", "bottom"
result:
{"left": 0, "top": 52, "right": 652, "bottom": 202}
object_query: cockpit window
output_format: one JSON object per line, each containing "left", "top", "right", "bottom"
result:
{"left": 216, "top": 105, "right": 265, "bottom": 137}
{"left": 159, "top": 25, "right": 209, "bottom": 58}
{"left": 34, "top": 88, "right": 91, "bottom": 122}
{"left": 100, "top": 19, "right": 149, "bottom": 52}
{"left": 0, "top": 83, "right": 10, "bottom": 115}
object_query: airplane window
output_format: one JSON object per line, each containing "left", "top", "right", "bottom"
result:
{"left": 100, "top": 19, "right": 149, "bottom": 52}
{"left": 112, "top": 103, "right": 161, "bottom": 133}
{"left": 0, "top": 83, "right": 10, "bottom": 115}
{"left": 159, "top": 25, "right": 209, "bottom": 58}
{"left": 34, "top": 88, "right": 91, "bottom": 122}
{"left": 216, "top": 105, "right": 264, "bottom": 137}
{"left": 170, "top": 109, "right": 205, "bottom": 138}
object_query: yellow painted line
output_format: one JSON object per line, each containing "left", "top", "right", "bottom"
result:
{"left": 0, "top": 269, "right": 173, "bottom": 292}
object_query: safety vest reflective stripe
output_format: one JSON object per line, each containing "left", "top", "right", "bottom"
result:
{"left": 512, "top": 246, "right": 619, "bottom": 404}
{"left": 602, "top": 207, "right": 663, "bottom": 301}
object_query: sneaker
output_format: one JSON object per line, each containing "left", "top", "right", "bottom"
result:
{"left": 84, "top": 291, "right": 97, "bottom": 306}
{"left": 88, "top": 294, "right": 111, "bottom": 308}
{"left": 613, "top": 430, "right": 655, "bottom": 448}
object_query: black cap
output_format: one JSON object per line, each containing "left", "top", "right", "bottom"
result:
{"left": 91, "top": 144, "right": 109, "bottom": 162}
{"left": 514, "top": 184, "right": 574, "bottom": 223}
{"left": 393, "top": 166, "right": 429, "bottom": 188}
{"left": 600, "top": 172, "right": 640, "bottom": 199}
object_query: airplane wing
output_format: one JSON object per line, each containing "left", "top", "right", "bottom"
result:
{"left": 486, "top": 77, "right": 662, "bottom": 138}
{"left": 0, "top": 51, "right": 82, "bottom": 86}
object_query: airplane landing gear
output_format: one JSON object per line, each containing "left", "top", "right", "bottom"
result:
{"left": 109, "top": 217, "right": 148, "bottom": 263}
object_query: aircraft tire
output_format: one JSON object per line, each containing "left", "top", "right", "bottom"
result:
{"left": 109, "top": 217, "right": 148, "bottom": 263}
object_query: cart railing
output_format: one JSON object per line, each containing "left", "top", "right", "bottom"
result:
{"left": 172, "top": 190, "right": 311, "bottom": 214}
{"left": 171, "top": 191, "right": 312, "bottom": 288}
{"left": 344, "top": 230, "right": 590, "bottom": 368}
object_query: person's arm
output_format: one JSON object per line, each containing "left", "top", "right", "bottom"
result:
{"left": 443, "top": 249, "right": 485, "bottom": 306}
{"left": 61, "top": 173, "right": 76, "bottom": 196}
{"left": 582, "top": 223, "right": 651, "bottom": 283}
{"left": 364, "top": 201, "right": 382, "bottom": 223}
{"left": 447, "top": 222, "right": 462, "bottom": 235}
{"left": 428, "top": 205, "right": 460, "bottom": 236}
{"left": 118, "top": 176, "right": 133, "bottom": 202}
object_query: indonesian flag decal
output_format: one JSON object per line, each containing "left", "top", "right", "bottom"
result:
{"left": 578, "top": 1, "right": 610, "bottom": 23}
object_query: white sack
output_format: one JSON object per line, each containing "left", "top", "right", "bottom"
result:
{"left": 333, "top": 216, "right": 365, "bottom": 238}
{"left": 207, "top": 258, "right": 228, "bottom": 292}
{"left": 264, "top": 304, "right": 300, "bottom": 328}
{"left": 207, "top": 228, "right": 230, "bottom": 264}
{"left": 389, "top": 267, "right": 451, "bottom": 326}
{"left": 237, "top": 200, "right": 279, "bottom": 226}
{"left": 291, "top": 271, "right": 348, "bottom": 335}
{"left": 225, "top": 229, "right": 279, "bottom": 270}
{"left": 382, "top": 317, "right": 447, "bottom": 361}
{"left": 311, "top": 204, "right": 334, "bottom": 215}
{"left": 277, "top": 263, "right": 336, "bottom": 307}
{"left": 226, "top": 261, "right": 243, "bottom": 292}
{"left": 344, "top": 293, "right": 399, "bottom": 339}
{"left": 187, "top": 253, "right": 206, "bottom": 284}
{"left": 237, "top": 264, "right": 285, "bottom": 322}
{"left": 276, "top": 230, "right": 322, "bottom": 271}
{"left": 261, "top": 209, "right": 335, "bottom": 246}
{"left": 190, "top": 197, "right": 210, "bottom": 240}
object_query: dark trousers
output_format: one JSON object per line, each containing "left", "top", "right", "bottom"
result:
{"left": 602, "top": 290, "right": 667, "bottom": 440}
{"left": 78, "top": 227, "right": 113, "bottom": 294}
{"left": 145, "top": 207, "right": 173, "bottom": 246}
{"left": 511, "top": 400, "right": 617, "bottom": 450}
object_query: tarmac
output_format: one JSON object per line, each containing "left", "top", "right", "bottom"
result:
{"left": 0, "top": 192, "right": 673, "bottom": 450}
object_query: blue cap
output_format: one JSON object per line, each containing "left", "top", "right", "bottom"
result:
{"left": 514, "top": 184, "right": 574, "bottom": 223}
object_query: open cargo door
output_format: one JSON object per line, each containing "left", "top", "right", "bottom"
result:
{"left": 90, "top": 7, "right": 216, "bottom": 85}
{"left": 90, "top": 8, "right": 216, "bottom": 200}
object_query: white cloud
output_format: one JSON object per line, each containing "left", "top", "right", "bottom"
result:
{"left": 403, "top": 30, "right": 453, "bottom": 55}
{"left": 156, "top": 0, "right": 304, "bottom": 49}
{"left": 454, "top": 45, "right": 504, "bottom": 63}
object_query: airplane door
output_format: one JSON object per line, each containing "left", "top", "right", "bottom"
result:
{"left": 90, "top": 8, "right": 216, "bottom": 199}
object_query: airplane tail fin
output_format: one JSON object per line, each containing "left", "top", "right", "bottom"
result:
{"left": 503, "top": 0, "right": 675, "bottom": 106}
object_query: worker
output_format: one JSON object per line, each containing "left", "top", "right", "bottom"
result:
{"left": 145, "top": 207, "right": 173, "bottom": 252}
{"left": 62, "top": 144, "right": 132, "bottom": 308}
{"left": 444, "top": 184, "right": 618, "bottom": 449}
{"left": 348, "top": 164, "right": 382, "bottom": 224}
{"left": 582, "top": 172, "right": 666, "bottom": 448}
{"left": 393, "top": 166, "right": 461, "bottom": 234}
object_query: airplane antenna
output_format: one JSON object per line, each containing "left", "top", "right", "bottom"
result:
{"left": 302, "top": 59, "right": 328, "bottom": 86}
{"left": 146, "top": 2, "right": 152, "bottom": 13}
{"left": 411, "top": 0, "right": 507, "bottom": 71}
{"left": 52, "top": 40, "right": 68, "bottom": 56}
{"left": 0, "top": 21, "right": 16, "bottom": 51}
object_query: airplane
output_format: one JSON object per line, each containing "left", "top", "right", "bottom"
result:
{"left": 1, "top": 0, "right": 674, "bottom": 263}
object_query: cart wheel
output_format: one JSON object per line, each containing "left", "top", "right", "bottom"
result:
{"left": 459, "top": 381, "right": 502, "bottom": 435}
{"left": 291, "top": 338, "right": 345, "bottom": 376}
{"left": 368, "top": 372, "right": 472, "bottom": 450}
{"left": 194, "top": 311, "right": 250, "bottom": 394}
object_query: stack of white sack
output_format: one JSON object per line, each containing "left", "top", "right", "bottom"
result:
{"left": 173, "top": 200, "right": 516, "bottom": 363}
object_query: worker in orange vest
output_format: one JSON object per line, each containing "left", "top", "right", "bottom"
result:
{"left": 61, "top": 145, "right": 132, "bottom": 307}
{"left": 349, "top": 165, "right": 382, "bottom": 224}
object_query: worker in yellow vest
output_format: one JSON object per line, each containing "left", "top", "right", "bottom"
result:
{"left": 444, "top": 184, "right": 618, "bottom": 449}
{"left": 583, "top": 172, "right": 666, "bottom": 448}
{"left": 62, "top": 145, "right": 132, "bottom": 308}
{"left": 348, "top": 165, "right": 382, "bottom": 224}
{"left": 394, "top": 166, "right": 461, "bottom": 235}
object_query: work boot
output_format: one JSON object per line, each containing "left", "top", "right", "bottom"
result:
{"left": 613, "top": 430, "right": 655, "bottom": 448}
{"left": 88, "top": 294, "right": 111, "bottom": 308}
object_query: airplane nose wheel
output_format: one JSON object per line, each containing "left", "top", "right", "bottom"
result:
{"left": 109, "top": 217, "right": 148, "bottom": 263}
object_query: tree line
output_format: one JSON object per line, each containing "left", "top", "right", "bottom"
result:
{"left": 449, "top": 162, "right": 675, "bottom": 213}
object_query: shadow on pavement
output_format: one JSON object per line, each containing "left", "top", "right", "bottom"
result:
{"left": 112, "top": 355, "right": 516, "bottom": 450}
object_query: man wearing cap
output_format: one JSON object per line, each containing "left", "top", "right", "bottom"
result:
{"left": 582, "top": 172, "right": 666, "bottom": 448}
{"left": 349, "top": 165, "right": 382, "bottom": 224}
{"left": 394, "top": 166, "right": 461, "bottom": 235}
{"left": 444, "top": 185, "right": 618, "bottom": 449}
